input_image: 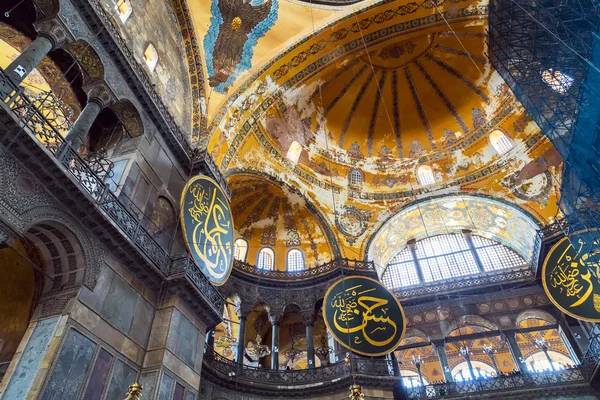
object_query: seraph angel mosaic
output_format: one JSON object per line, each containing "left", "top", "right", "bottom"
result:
{"left": 203, "top": 0, "right": 278, "bottom": 94}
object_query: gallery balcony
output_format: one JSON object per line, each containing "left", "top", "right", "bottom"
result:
{"left": 0, "top": 67, "right": 224, "bottom": 326}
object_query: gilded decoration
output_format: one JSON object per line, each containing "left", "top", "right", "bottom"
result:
{"left": 542, "top": 229, "right": 600, "bottom": 322}
{"left": 228, "top": 174, "right": 337, "bottom": 269}
{"left": 367, "top": 195, "right": 540, "bottom": 273}
{"left": 323, "top": 276, "right": 406, "bottom": 356}
{"left": 181, "top": 175, "right": 234, "bottom": 286}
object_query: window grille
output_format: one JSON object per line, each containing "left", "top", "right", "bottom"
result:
{"left": 417, "top": 165, "right": 435, "bottom": 185}
{"left": 350, "top": 169, "right": 362, "bottom": 186}
{"left": 489, "top": 130, "right": 513, "bottom": 154}
{"left": 287, "top": 249, "right": 305, "bottom": 271}
{"left": 382, "top": 247, "right": 419, "bottom": 290}
{"left": 234, "top": 239, "right": 248, "bottom": 262}
{"left": 257, "top": 248, "right": 274, "bottom": 270}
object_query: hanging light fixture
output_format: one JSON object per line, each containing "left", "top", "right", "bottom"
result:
{"left": 349, "top": 384, "right": 364, "bottom": 400}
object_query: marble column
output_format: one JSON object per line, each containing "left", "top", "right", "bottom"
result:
{"left": 432, "top": 340, "right": 453, "bottom": 382}
{"left": 4, "top": 35, "right": 54, "bottom": 86}
{"left": 62, "top": 99, "right": 103, "bottom": 151}
{"left": 269, "top": 313, "right": 282, "bottom": 370}
{"left": 236, "top": 315, "right": 247, "bottom": 365}
{"left": 303, "top": 313, "right": 315, "bottom": 369}
{"left": 505, "top": 330, "right": 528, "bottom": 373}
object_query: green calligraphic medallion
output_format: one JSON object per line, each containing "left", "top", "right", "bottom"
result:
{"left": 180, "top": 175, "right": 233, "bottom": 286}
{"left": 323, "top": 276, "right": 406, "bottom": 356}
{"left": 542, "top": 229, "right": 600, "bottom": 322}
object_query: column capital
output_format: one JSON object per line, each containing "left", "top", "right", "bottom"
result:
{"left": 235, "top": 303, "right": 253, "bottom": 319}
{"left": 407, "top": 238, "right": 417, "bottom": 248}
{"left": 268, "top": 310, "right": 283, "bottom": 325}
{"left": 301, "top": 311, "right": 316, "bottom": 327}
{"left": 34, "top": 17, "right": 74, "bottom": 49}
{"left": 430, "top": 339, "right": 445, "bottom": 349}
{"left": 84, "top": 81, "right": 116, "bottom": 109}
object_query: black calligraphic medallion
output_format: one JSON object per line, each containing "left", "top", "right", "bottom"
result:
{"left": 323, "top": 276, "right": 406, "bottom": 356}
{"left": 542, "top": 229, "right": 600, "bottom": 322}
{"left": 180, "top": 175, "right": 233, "bottom": 286}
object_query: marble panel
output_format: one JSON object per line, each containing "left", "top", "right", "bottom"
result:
{"left": 40, "top": 329, "right": 96, "bottom": 400}
{"left": 174, "top": 314, "right": 198, "bottom": 368}
{"left": 104, "top": 359, "right": 138, "bottom": 400}
{"left": 157, "top": 373, "right": 174, "bottom": 400}
{"left": 101, "top": 274, "right": 139, "bottom": 335}
{"left": 82, "top": 348, "right": 113, "bottom": 400}
{"left": 139, "top": 371, "right": 158, "bottom": 399}
{"left": 2, "top": 317, "right": 58, "bottom": 399}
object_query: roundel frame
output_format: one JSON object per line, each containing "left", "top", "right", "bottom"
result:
{"left": 323, "top": 275, "right": 406, "bottom": 357}
{"left": 541, "top": 228, "right": 600, "bottom": 322}
{"left": 180, "top": 175, "right": 234, "bottom": 286}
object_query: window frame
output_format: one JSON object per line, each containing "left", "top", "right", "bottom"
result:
{"left": 234, "top": 238, "right": 248, "bottom": 262}
{"left": 417, "top": 165, "right": 435, "bottom": 186}
{"left": 257, "top": 247, "right": 275, "bottom": 270}
{"left": 286, "top": 248, "right": 305, "bottom": 272}
{"left": 489, "top": 130, "right": 513, "bottom": 155}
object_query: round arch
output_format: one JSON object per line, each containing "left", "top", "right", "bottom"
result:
{"left": 367, "top": 194, "right": 541, "bottom": 276}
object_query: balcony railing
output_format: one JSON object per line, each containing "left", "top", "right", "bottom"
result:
{"left": 405, "top": 368, "right": 587, "bottom": 399}
{"left": 393, "top": 266, "right": 534, "bottom": 299}
{"left": 233, "top": 258, "right": 375, "bottom": 281}
{"left": 203, "top": 346, "right": 397, "bottom": 388}
{"left": 0, "top": 68, "right": 224, "bottom": 314}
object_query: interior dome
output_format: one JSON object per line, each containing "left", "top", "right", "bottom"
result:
{"left": 228, "top": 173, "right": 337, "bottom": 270}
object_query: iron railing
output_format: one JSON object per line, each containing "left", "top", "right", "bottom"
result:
{"left": 0, "top": 68, "right": 224, "bottom": 312}
{"left": 169, "top": 255, "right": 226, "bottom": 313}
{"left": 394, "top": 266, "right": 534, "bottom": 299}
{"left": 405, "top": 368, "right": 587, "bottom": 399}
{"left": 203, "top": 346, "right": 397, "bottom": 387}
{"left": 233, "top": 258, "right": 375, "bottom": 280}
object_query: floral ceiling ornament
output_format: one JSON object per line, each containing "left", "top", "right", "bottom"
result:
{"left": 245, "top": 334, "right": 271, "bottom": 361}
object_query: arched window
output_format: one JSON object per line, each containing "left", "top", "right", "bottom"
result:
{"left": 417, "top": 165, "right": 435, "bottom": 186}
{"left": 257, "top": 248, "right": 275, "bottom": 270}
{"left": 349, "top": 169, "right": 363, "bottom": 187}
{"left": 116, "top": 0, "right": 132, "bottom": 22}
{"left": 148, "top": 196, "right": 176, "bottom": 250}
{"left": 452, "top": 361, "right": 496, "bottom": 381}
{"left": 287, "top": 141, "right": 302, "bottom": 164}
{"left": 525, "top": 350, "right": 573, "bottom": 373}
{"left": 382, "top": 247, "right": 419, "bottom": 290}
{"left": 234, "top": 238, "right": 248, "bottom": 262}
{"left": 489, "top": 130, "right": 513, "bottom": 155}
{"left": 400, "top": 370, "right": 428, "bottom": 388}
{"left": 144, "top": 43, "right": 159, "bottom": 72}
{"left": 382, "top": 233, "right": 529, "bottom": 290}
{"left": 287, "top": 249, "right": 305, "bottom": 271}
{"left": 541, "top": 69, "right": 574, "bottom": 94}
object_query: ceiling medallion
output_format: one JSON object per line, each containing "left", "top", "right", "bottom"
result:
{"left": 335, "top": 206, "right": 370, "bottom": 245}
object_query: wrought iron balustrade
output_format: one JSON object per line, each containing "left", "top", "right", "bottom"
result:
{"left": 0, "top": 68, "right": 224, "bottom": 313}
{"left": 394, "top": 266, "right": 534, "bottom": 299}
{"left": 233, "top": 258, "right": 375, "bottom": 280}
{"left": 203, "top": 345, "right": 397, "bottom": 387}
{"left": 169, "top": 255, "right": 226, "bottom": 313}
{"left": 405, "top": 368, "right": 587, "bottom": 399}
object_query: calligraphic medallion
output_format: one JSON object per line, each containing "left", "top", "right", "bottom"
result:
{"left": 542, "top": 229, "right": 600, "bottom": 322}
{"left": 180, "top": 175, "right": 233, "bottom": 286}
{"left": 323, "top": 276, "right": 406, "bottom": 356}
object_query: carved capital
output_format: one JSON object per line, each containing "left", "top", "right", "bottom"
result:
{"left": 34, "top": 17, "right": 74, "bottom": 49}
{"left": 268, "top": 311, "right": 283, "bottom": 325}
{"left": 235, "top": 303, "right": 253, "bottom": 319}
{"left": 84, "top": 81, "right": 116, "bottom": 109}
{"left": 301, "top": 311, "right": 316, "bottom": 327}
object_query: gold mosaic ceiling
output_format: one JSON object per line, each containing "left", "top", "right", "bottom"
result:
{"left": 182, "top": 0, "right": 563, "bottom": 263}
{"left": 228, "top": 174, "right": 336, "bottom": 269}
